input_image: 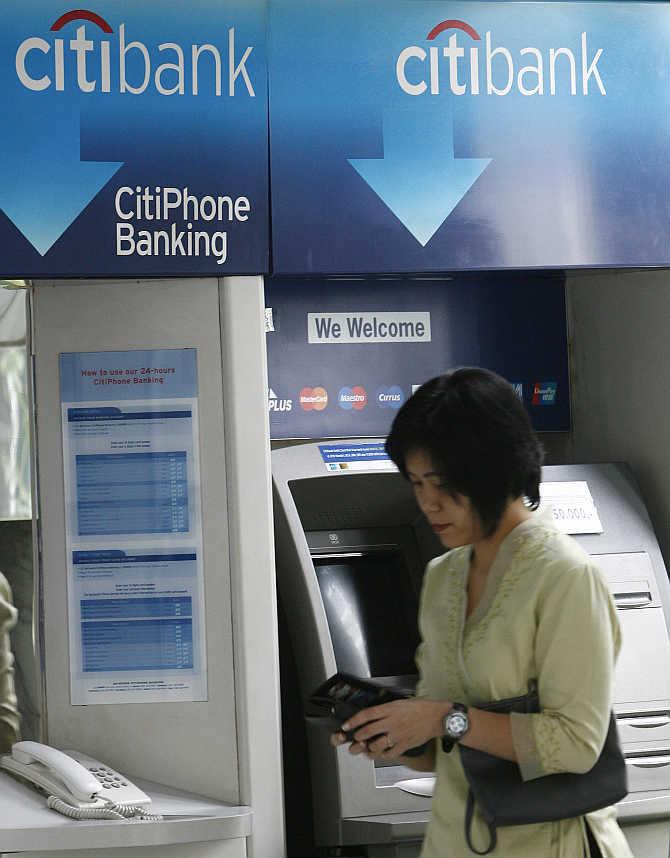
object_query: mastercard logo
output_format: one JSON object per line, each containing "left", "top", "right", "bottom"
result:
{"left": 299, "top": 386, "right": 328, "bottom": 411}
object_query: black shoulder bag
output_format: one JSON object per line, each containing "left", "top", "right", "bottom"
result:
{"left": 458, "top": 688, "right": 628, "bottom": 855}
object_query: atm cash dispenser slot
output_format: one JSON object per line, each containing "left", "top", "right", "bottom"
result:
{"left": 612, "top": 584, "right": 654, "bottom": 610}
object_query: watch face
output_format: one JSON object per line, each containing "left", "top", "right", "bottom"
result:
{"left": 446, "top": 710, "right": 469, "bottom": 739}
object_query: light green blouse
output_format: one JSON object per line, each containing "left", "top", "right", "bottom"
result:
{"left": 0, "top": 572, "right": 20, "bottom": 753}
{"left": 416, "top": 511, "right": 633, "bottom": 858}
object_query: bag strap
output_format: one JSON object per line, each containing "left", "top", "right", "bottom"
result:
{"left": 465, "top": 789, "right": 497, "bottom": 855}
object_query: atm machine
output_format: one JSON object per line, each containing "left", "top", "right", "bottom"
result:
{"left": 273, "top": 441, "right": 670, "bottom": 858}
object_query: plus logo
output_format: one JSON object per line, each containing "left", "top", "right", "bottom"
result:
{"left": 16, "top": 8, "right": 256, "bottom": 96}
{"left": 396, "top": 18, "right": 605, "bottom": 97}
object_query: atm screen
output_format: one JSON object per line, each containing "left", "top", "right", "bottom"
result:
{"left": 313, "top": 550, "right": 421, "bottom": 679}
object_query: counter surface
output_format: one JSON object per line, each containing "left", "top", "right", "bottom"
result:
{"left": 0, "top": 771, "right": 252, "bottom": 852}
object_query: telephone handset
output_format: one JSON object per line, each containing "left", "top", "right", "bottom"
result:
{"left": 0, "top": 741, "right": 158, "bottom": 821}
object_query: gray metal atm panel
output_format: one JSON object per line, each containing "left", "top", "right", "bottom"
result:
{"left": 612, "top": 606, "right": 670, "bottom": 710}
{"left": 542, "top": 464, "right": 670, "bottom": 623}
{"left": 589, "top": 550, "right": 670, "bottom": 715}
{"left": 543, "top": 465, "right": 670, "bottom": 818}
{"left": 273, "top": 443, "right": 437, "bottom": 849}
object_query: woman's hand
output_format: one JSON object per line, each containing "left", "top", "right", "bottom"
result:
{"left": 330, "top": 698, "right": 451, "bottom": 761}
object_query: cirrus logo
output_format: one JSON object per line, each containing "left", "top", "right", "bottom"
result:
{"left": 300, "top": 386, "right": 328, "bottom": 412}
{"left": 376, "top": 385, "right": 405, "bottom": 409}
{"left": 338, "top": 386, "right": 367, "bottom": 411}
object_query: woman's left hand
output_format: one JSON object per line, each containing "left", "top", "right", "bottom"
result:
{"left": 332, "top": 697, "right": 451, "bottom": 760}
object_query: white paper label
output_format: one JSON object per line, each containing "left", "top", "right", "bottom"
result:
{"left": 307, "top": 312, "right": 431, "bottom": 343}
{"left": 539, "top": 480, "right": 603, "bottom": 534}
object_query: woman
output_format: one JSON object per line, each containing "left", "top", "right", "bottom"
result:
{"left": 332, "top": 368, "right": 632, "bottom": 858}
{"left": 0, "top": 572, "right": 20, "bottom": 753}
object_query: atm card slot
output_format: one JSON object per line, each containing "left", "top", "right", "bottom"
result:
{"left": 595, "top": 554, "right": 661, "bottom": 608}
{"left": 608, "top": 578, "right": 654, "bottom": 609}
{"left": 613, "top": 590, "right": 653, "bottom": 609}
{"left": 311, "top": 552, "right": 366, "bottom": 560}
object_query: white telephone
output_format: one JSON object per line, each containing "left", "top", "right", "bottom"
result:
{"left": 0, "top": 741, "right": 158, "bottom": 821}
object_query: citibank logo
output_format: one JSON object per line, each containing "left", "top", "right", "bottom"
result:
{"left": 396, "top": 19, "right": 605, "bottom": 97}
{"left": 376, "top": 385, "right": 405, "bottom": 409}
{"left": 15, "top": 9, "right": 256, "bottom": 96}
{"left": 338, "top": 386, "right": 367, "bottom": 411}
{"left": 300, "top": 386, "right": 328, "bottom": 411}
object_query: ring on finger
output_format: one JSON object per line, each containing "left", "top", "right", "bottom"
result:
{"left": 386, "top": 734, "right": 394, "bottom": 750}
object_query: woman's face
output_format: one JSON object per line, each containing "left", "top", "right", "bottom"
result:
{"left": 405, "top": 448, "right": 484, "bottom": 549}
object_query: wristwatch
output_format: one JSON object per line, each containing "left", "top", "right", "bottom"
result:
{"left": 441, "top": 702, "right": 470, "bottom": 753}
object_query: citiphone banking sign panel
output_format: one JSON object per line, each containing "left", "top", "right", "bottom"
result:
{"left": 0, "top": 1, "right": 268, "bottom": 276}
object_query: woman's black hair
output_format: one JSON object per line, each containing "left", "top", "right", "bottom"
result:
{"left": 385, "top": 367, "right": 544, "bottom": 537}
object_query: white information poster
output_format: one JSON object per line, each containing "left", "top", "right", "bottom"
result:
{"left": 60, "top": 349, "right": 207, "bottom": 705}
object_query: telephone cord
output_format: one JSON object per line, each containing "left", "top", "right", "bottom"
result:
{"left": 47, "top": 795, "right": 163, "bottom": 821}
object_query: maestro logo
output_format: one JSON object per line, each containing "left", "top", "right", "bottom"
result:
{"left": 338, "top": 386, "right": 368, "bottom": 411}
{"left": 396, "top": 18, "right": 606, "bottom": 97}
{"left": 376, "top": 385, "right": 405, "bottom": 409}
{"left": 300, "top": 386, "right": 328, "bottom": 412}
{"left": 15, "top": 8, "right": 256, "bottom": 96}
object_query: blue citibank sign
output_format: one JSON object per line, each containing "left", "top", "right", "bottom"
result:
{"left": 269, "top": 1, "right": 670, "bottom": 273}
{"left": 4, "top": 2, "right": 670, "bottom": 275}
{"left": 0, "top": 1, "right": 268, "bottom": 276}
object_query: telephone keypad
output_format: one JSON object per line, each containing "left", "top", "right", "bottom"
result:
{"left": 87, "top": 764, "right": 128, "bottom": 792}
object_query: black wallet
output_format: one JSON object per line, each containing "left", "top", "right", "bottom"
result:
{"left": 306, "top": 672, "right": 429, "bottom": 757}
